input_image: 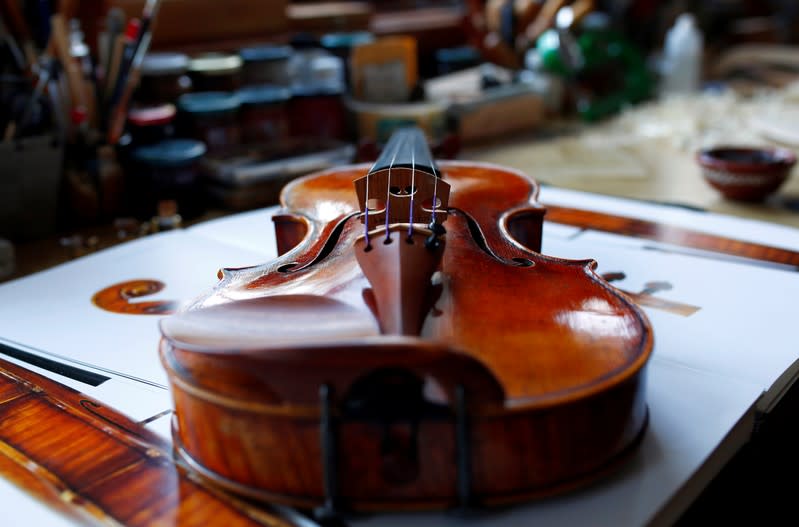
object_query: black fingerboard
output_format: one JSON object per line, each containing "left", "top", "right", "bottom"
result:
{"left": 369, "top": 127, "right": 439, "bottom": 176}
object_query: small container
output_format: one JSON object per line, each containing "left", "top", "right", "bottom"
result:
{"left": 177, "top": 92, "right": 241, "bottom": 154}
{"left": 240, "top": 45, "right": 292, "bottom": 85}
{"left": 138, "top": 52, "right": 192, "bottom": 104}
{"left": 127, "top": 103, "right": 176, "bottom": 145}
{"left": 150, "top": 199, "right": 183, "bottom": 232}
{"left": 289, "top": 84, "right": 348, "bottom": 141}
{"left": 129, "top": 139, "right": 207, "bottom": 219}
{"left": 289, "top": 54, "right": 345, "bottom": 93}
{"left": 320, "top": 31, "right": 374, "bottom": 87}
{"left": 189, "top": 53, "right": 243, "bottom": 92}
{"left": 288, "top": 36, "right": 343, "bottom": 89}
{"left": 660, "top": 13, "right": 703, "bottom": 95}
{"left": 237, "top": 85, "right": 291, "bottom": 145}
{"left": 696, "top": 146, "right": 796, "bottom": 201}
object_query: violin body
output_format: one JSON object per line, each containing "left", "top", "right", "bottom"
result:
{"left": 160, "top": 130, "right": 653, "bottom": 512}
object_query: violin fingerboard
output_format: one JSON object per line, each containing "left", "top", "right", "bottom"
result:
{"left": 369, "top": 126, "right": 440, "bottom": 177}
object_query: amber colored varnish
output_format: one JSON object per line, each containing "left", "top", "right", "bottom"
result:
{"left": 544, "top": 205, "right": 799, "bottom": 269}
{"left": 0, "top": 356, "right": 295, "bottom": 526}
{"left": 161, "top": 160, "right": 653, "bottom": 510}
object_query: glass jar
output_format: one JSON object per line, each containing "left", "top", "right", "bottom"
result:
{"left": 128, "top": 139, "right": 207, "bottom": 220}
{"left": 239, "top": 45, "right": 292, "bottom": 86}
{"left": 177, "top": 92, "right": 241, "bottom": 154}
{"left": 127, "top": 103, "right": 176, "bottom": 146}
{"left": 189, "top": 53, "right": 243, "bottom": 92}
{"left": 289, "top": 83, "right": 348, "bottom": 141}
{"left": 237, "top": 85, "right": 291, "bottom": 145}
{"left": 137, "top": 52, "right": 192, "bottom": 105}
{"left": 320, "top": 31, "right": 374, "bottom": 88}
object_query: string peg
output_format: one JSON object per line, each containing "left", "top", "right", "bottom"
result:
{"left": 425, "top": 221, "right": 446, "bottom": 250}
{"left": 425, "top": 234, "right": 441, "bottom": 250}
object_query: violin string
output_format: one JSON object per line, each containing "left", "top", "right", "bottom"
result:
{"left": 364, "top": 155, "right": 371, "bottom": 247}
{"left": 384, "top": 133, "right": 402, "bottom": 242}
{"left": 363, "top": 140, "right": 388, "bottom": 247}
{"left": 364, "top": 133, "right": 402, "bottom": 247}
{"left": 407, "top": 135, "right": 417, "bottom": 239}
{"left": 431, "top": 155, "right": 440, "bottom": 226}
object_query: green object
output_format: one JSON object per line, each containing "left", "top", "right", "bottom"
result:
{"left": 537, "top": 26, "right": 653, "bottom": 121}
{"left": 538, "top": 30, "right": 569, "bottom": 75}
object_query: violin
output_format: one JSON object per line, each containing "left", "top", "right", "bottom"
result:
{"left": 159, "top": 127, "right": 653, "bottom": 515}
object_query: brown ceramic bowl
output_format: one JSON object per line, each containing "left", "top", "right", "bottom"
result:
{"left": 696, "top": 146, "right": 796, "bottom": 202}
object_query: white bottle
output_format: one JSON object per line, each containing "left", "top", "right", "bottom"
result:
{"left": 660, "top": 13, "right": 703, "bottom": 94}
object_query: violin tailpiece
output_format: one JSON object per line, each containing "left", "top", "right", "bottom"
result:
{"left": 355, "top": 226, "right": 445, "bottom": 336}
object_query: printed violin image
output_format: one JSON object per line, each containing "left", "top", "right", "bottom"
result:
{"left": 601, "top": 272, "right": 701, "bottom": 317}
{"left": 92, "top": 279, "right": 178, "bottom": 315}
{"left": 0, "top": 356, "right": 292, "bottom": 527}
{"left": 158, "top": 127, "right": 654, "bottom": 515}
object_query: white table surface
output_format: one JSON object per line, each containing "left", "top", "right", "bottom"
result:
{"left": 0, "top": 186, "right": 796, "bottom": 526}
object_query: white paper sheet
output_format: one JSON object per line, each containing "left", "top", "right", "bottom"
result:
{"left": 0, "top": 187, "right": 795, "bottom": 526}
{"left": 0, "top": 230, "right": 272, "bottom": 388}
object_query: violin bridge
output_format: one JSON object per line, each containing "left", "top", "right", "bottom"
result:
{"left": 354, "top": 167, "right": 450, "bottom": 227}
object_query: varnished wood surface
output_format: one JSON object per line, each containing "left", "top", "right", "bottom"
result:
{"left": 0, "top": 356, "right": 297, "bottom": 526}
{"left": 1, "top": 114, "right": 796, "bottom": 522}
{"left": 163, "top": 160, "right": 653, "bottom": 510}
{"left": 544, "top": 205, "right": 799, "bottom": 269}
{"left": 1, "top": 162, "right": 789, "bottom": 520}
{"left": 187, "top": 162, "right": 650, "bottom": 402}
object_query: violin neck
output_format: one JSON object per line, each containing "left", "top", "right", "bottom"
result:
{"left": 370, "top": 127, "right": 439, "bottom": 176}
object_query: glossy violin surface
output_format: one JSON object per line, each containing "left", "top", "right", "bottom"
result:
{"left": 159, "top": 128, "right": 653, "bottom": 513}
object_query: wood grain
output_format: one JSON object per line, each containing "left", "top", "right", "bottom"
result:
{"left": 163, "top": 160, "right": 653, "bottom": 510}
{"left": 0, "top": 357, "right": 296, "bottom": 526}
{"left": 544, "top": 204, "right": 799, "bottom": 269}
